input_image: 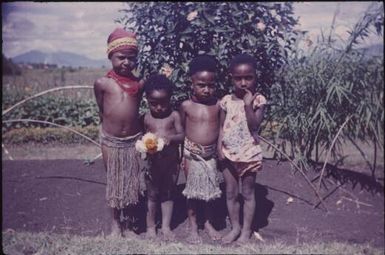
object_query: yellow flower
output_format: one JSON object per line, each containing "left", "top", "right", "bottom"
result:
{"left": 305, "top": 37, "right": 313, "bottom": 47}
{"left": 145, "top": 137, "right": 158, "bottom": 154}
{"left": 187, "top": 11, "right": 198, "bottom": 21}
{"left": 135, "top": 132, "right": 165, "bottom": 155}
{"left": 256, "top": 22, "right": 266, "bottom": 32}
{"left": 160, "top": 64, "right": 173, "bottom": 78}
{"left": 135, "top": 140, "right": 147, "bottom": 153}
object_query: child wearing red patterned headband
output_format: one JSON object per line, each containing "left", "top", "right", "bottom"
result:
{"left": 94, "top": 27, "right": 145, "bottom": 237}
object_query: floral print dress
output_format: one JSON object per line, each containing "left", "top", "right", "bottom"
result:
{"left": 220, "top": 94, "right": 266, "bottom": 176}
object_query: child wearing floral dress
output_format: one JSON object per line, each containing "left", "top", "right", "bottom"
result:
{"left": 218, "top": 53, "right": 267, "bottom": 244}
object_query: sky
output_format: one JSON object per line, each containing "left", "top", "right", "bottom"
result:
{"left": 2, "top": 2, "right": 383, "bottom": 60}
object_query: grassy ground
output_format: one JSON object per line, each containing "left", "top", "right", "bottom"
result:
{"left": 2, "top": 230, "right": 383, "bottom": 255}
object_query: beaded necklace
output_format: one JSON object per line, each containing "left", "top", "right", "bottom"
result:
{"left": 106, "top": 70, "right": 140, "bottom": 95}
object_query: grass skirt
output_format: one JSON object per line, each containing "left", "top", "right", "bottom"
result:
{"left": 182, "top": 138, "right": 222, "bottom": 201}
{"left": 100, "top": 129, "right": 145, "bottom": 209}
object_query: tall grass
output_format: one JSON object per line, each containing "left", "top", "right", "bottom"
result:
{"left": 267, "top": 3, "right": 384, "bottom": 178}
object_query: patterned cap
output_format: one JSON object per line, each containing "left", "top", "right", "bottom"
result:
{"left": 107, "top": 27, "right": 137, "bottom": 58}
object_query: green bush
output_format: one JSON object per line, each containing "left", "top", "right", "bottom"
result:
{"left": 2, "top": 54, "right": 21, "bottom": 75}
{"left": 2, "top": 92, "right": 100, "bottom": 131}
{"left": 119, "top": 2, "right": 299, "bottom": 105}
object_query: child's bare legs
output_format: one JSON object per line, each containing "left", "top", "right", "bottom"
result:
{"left": 102, "top": 147, "right": 122, "bottom": 238}
{"left": 186, "top": 199, "right": 202, "bottom": 243}
{"left": 110, "top": 208, "right": 122, "bottom": 237}
{"left": 222, "top": 168, "right": 241, "bottom": 244}
{"left": 160, "top": 200, "right": 175, "bottom": 240}
{"left": 145, "top": 198, "right": 157, "bottom": 239}
{"left": 204, "top": 201, "right": 221, "bottom": 240}
{"left": 237, "top": 172, "right": 256, "bottom": 243}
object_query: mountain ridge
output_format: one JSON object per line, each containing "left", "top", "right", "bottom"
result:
{"left": 10, "top": 43, "right": 383, "bottom": 68}
{"left": 11, "top": 50, "right": 110, "bottom": 68}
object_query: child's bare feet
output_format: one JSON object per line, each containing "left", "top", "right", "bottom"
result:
{"left": 108, "top": 220, "right": 122, "bottom": 238}
{"left": 123, "top": 229, "right": 138, "bottom": 239}
{"left": 204, "top": 222, "right": 221, "bottom": 241}
{"left": 186, "top": 230, "right": 202, "bottom": 244}
{"left": 145, "top": 227, "right": 157, "bottom": 240}
{"left": 161, "top": 227, "right": 176, "bottom": 242}
{"left": 221, "top": 226, "right": 241, "bottom": 244}
{"left": 236, "top": 230, "right": 252, "bottom": 244}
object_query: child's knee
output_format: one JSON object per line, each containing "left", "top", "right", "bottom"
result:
{"left": 147, "top": 189, "right": 158, "bottom": 202}
{"left": 241, "top": 187, "right": 255, "bottom": 201}
{"left": 225, "top": 189, "right": 238, "bottom": 201}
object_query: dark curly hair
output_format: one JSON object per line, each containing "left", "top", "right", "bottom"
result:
{"left": 229, "top": 53, "right": 258, "bottom": 72}
{"left": 144, "top": 74, "right": 174, "bottom": 96}
{"left": 188, "top": 55, "right": 217, "bottom": 76}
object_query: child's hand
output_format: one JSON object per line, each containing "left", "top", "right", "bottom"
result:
{"left": 217, "top": 148, "right": 225, "bottom": 161}
{"left": 243, "top": 89, "right": 258, "bottom": 106}
{"left": 180, "top": 157, "right": 185, "bottom": 170}
{"left": 163, "top": 136, "right": 170, "bottom": 146}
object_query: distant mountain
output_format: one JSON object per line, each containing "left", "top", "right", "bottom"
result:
{"left": 11, "top": 50, "right": 110, "bottom": 68}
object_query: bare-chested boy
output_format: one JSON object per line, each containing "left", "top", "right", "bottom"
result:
{"left": 142, "top": 74, "right": 184, "bottom": 241}
{"left": 180, "top": 55, "right": 223, "bottom": 244}
{"left": 94, "top": 27, "right": 145, "bottom": 237}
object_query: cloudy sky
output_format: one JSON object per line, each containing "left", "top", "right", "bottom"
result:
{"left": 2, "top": 2, "right": 383, "bottom": 60}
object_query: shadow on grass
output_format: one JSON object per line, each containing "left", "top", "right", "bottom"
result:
{"left": 253, "top": 183, "right": 274, "bottom": 231}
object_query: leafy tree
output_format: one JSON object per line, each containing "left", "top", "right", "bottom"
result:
{"left": 2, "top": 54, "right": 21, "bottom": 76}
{"left": 118, "top": 2, "right": 299, "bottom": 105}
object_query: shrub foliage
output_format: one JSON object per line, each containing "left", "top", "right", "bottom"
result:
{"left": 118, "top": 2, "right": 299, "bottom": 103}
{"left": 2, "top": 92, "right": 99, "bottom": 130}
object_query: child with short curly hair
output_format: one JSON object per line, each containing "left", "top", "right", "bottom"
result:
{"left": 218, "top": 53, "right": 267, "bottom": 244}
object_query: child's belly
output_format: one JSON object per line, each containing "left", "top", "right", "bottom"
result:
{"left": 185, "top": 124, "right": 218, "bottom": 146}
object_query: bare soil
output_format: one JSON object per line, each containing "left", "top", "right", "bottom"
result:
{"left": 3, "top": 140, "right": 383, "bottom": 175}
{"left": 2, "top": 143, "right": 384, "bottom": 247}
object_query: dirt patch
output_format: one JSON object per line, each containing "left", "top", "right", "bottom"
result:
{"left": 2, "top": 157, "right": 384, "bottom": 247}
{"left": 3, "top": 140, "right": 382, "bottom": 178}
{"left": 2, "top": 143, "right": 100, "bottom": 161}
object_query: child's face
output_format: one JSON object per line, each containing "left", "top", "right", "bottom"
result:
{"left": 191, "top": 71, "right": 216, "bottom": 103}
{"left": 110, "top": 49, "right": 137, "bottom": 76}
{"left": 147, "top": 89, "right": 171, "bottom": 118}
{"left": 230, "top": 63, "right": 257, "bottom": 98}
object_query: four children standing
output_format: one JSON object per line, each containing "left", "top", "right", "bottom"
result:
{"left": 94, "top": 28, "right": 266, "bottom": 244}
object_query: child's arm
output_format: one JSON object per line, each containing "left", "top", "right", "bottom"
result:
{"left": 179, "top": 101, "right": 187, "bottom": 130}
{"left": 141, "top": 112, "right": 148, "bottom": 132}
{"left": 243, "top": 89, "right": 265, "bottom": 134}
{"left": 178, "top": 102, "right": 187, "bottom": 164}
{"left": 93, "top": 78, "right": 105, "bottom": 122}
{"left": 217, "top": 107, "right": 226, "bottom": 160}
{"left": 166, "top": 111, "right": 185, "bottom": 145}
